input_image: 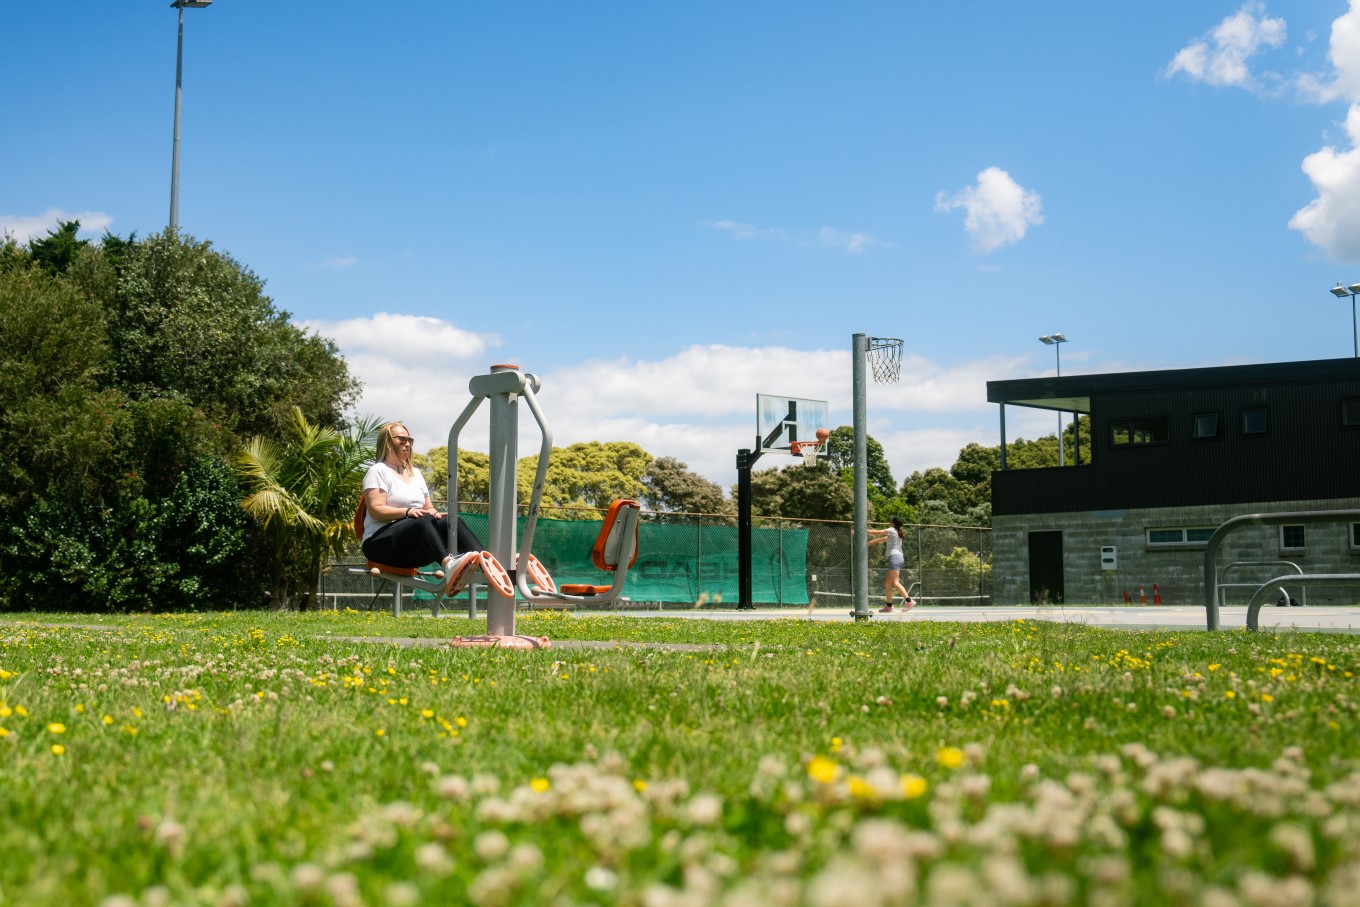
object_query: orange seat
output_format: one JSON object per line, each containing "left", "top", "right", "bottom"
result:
{"left": 353, "top": 497, "right": 437, "bottom": 578}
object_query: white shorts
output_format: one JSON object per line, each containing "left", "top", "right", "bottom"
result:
{"left": 887, "top": 553, "right": 904, "bottom": 570}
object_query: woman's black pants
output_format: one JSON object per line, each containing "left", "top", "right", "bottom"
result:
{"left": 361, "top": 514, "right": 484, "bottom": 570}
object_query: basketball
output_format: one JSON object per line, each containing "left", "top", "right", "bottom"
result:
{"left": 816, "top": 428, "right": 829, "bottom": 441}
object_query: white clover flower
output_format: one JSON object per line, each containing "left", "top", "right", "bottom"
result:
{"left": 584, "top": 866, "right": 618, "bottom": 891}
{"left": 508, "top": 843, "right": 544, "bottom": 875}
{"left": 474, "top": 830, "right": 511, "bottom": 862}
{"left": 686, "top": 793, "right": 724, "bottom": 827}
{"left": 784, "top": 811, "right": 813, "bottom": 838}
{"left": 385, "top": 881, "right": 421, "bottom": 907}
{"left": 471, "top": 773, "right": 501, "bottom": 796}
{"left": 381, "top": 801, "right": 421, "bottom": 828}
{"left": 936, "top": 696, "right": 949, "bottom": 708}
{"left": 435, "top": 774, "right": 471, "bottom": 801}
{"left": 1268, "top": 822, "right": 1315, "bottom": 872}
{"left": 415, "top": 842, "right": 454, "bottom": 875}
{"left": 324, "top": 872, "right": 360, "bottom": 907}
{"left": 290, "top": 863, "right": 325, "bottom": 894}
{"left": 926, "top": 862, "right": 980, "bottom": 902}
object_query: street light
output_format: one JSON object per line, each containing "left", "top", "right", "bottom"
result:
{"left": 169, "top": 0, "right": 214, "bottom": 232}
{"left": 1040, "top": 333, "right": 1068, "bottom": 466}
{"left": 1328, "top": 282, "right": 1360, "bottom": 358}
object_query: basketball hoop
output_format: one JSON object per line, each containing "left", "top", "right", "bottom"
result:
{"left": 791, "top": 428, "right": 830, "bottom": 466}
{"left": 867, "top": 337, "right": 903, "bottom": 384}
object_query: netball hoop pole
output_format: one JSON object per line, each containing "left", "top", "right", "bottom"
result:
{"left": 851, "top": 333, "right": 903, "bottom": 620}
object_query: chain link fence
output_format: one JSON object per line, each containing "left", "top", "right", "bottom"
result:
{"left": 322, "top": 502, "right": 992, "bottom": 611}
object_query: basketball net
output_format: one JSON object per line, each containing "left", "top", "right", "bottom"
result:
{"left": 790, "top": 439, "right": 824, "bottom": 467}
{"left": 867, "top": 337, "right": 903, "bottom": 384}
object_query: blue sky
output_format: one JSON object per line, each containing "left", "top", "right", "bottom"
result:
{"left": 7, "top": 1, "right": 1360, "bottom": 491}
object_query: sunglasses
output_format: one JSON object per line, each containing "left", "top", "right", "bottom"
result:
{"left": 392, "top": 435, "right": 415, "bottom": 445}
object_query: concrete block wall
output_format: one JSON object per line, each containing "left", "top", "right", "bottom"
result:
{"left": 992, "top": 498, "right": 1360, "bottom": 606}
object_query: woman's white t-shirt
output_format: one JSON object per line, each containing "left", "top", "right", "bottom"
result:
{"left": 885, "top": 527, "right": 904, "bottom": 560}
{"left": 361, "top": 462, "right": 430, "bottom": 543}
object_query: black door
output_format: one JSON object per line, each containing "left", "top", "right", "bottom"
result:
{"left": 1028, "top": 531, "right": 1064, "bottom": 604}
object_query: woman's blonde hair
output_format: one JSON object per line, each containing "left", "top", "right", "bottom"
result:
{"left": 375, "top": 421, "right": 413, "bottom": 467}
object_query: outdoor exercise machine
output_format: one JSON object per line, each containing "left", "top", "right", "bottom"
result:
{"left": 445, "top": 364, "right": 641, "bottom": 647}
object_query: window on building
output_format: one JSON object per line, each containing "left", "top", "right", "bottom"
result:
{"left": 1193, "top": 412, "right": 1220, "bottom": 440}
{"left": 1280, "top": 525, "right": 1306, "bottom": 550}
{"left": 1344, "top": 398, "right": 1360, "bottom": 428}
{"left": 1111, "top": 416, "right": 1170, "bottom": 447}
{"left": 1351, "top": 523, "right": 1360, "bottom": 550}
{"left": 1241, "top": 407, "right": 1268, "bottom": 436}
{"left": 1147, "top": 527, "right": 1215, "bottom": 547}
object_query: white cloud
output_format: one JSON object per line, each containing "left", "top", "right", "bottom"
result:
{"left": 934, "top": 167, "right": 1043, "bottom": 254}
{"left": 1164, "top": 1, "right": 1286, "bottom": 91}
{"left": 1297, "top": 0, "right": 1360, "bottom": 102}
{"left": 1289, "top": 102, "right": 1360, "bottom": 261}
{"left": 705, "top": 218, "right": 887, "bottom": 254}
{"left": 0, "top": 208, "right": 113, "bottom": 245}
{"left": 817, "top": 227, "right": 887, "bottom": 254}
{"left": 314, "top": 315, "right": 1024, "bottom": 495}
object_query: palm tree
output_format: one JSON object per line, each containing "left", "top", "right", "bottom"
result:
{"left": 234, "top": 407, "right": 380, "bottom": 609}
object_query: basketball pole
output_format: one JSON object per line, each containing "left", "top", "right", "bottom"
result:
{"left": 851, "top": 333, "right": 872, "bottom": 619}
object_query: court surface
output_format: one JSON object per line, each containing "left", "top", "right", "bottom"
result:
{"left": 575, "top": 604, "right": 1360, "bottom": 633}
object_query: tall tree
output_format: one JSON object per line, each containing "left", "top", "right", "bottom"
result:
{"left": 824, "top": 425, "right": 896, "bottom": 498}
{"left": 87, "top": 229, "right": 359, "bottom": 440}
{"left": 642, "top": 457, "right": 731, "bottom": 515}
{"left": 235, "top": 410, "right": 379, "bottom": 610}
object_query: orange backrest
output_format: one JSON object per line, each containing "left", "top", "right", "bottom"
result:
{"left": 590, "top": 499, "right": 640, "bottom": 572}
{"left": 353, "top": 497, "right": 367, "bottom": 542}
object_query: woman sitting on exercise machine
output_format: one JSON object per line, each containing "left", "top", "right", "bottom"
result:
{"left": 360, "top": 421, "right": 484, "bottom": 595}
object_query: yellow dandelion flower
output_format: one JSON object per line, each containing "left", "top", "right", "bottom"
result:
{"left": 1225, "top": 690, "right": 1236, "bottom": 699}
{"left": 848, "top": 776, "right": 876, "bottom": 801}
{"left": 632, "top": 779, "right": 648, "bottom": 793}
{"left": 421, "top": 709, "right": 435, "bottom": 719}
{"left": 900, "top": 774, "right": 928, "bottom": 799}
{"left": 936, "top": 746, "right": 966, "bottom": 769}
{"left": 47, "top": 723, "right": 66, "bottom": 734}
{"left": 530, "top": 777, "right": 550, "bottom": 793}
{"left": 74, "top": 704, "right": 85, "bottom": 714}
{"left": 455, "top": 716, "right": 468, "bottom": 728}
{"left": 15, "top": 706, "right": 28, "bottom": 717}
{"left": 831, "top": 737, "right": 843, "bottom": 753}
{"left": 51, "top": 744, "right": 65, "bottom": 756}
{"left": 376, "top": 728, "right": 386, "bottom": 737}
{"left": 807, "top": 756, "right": 839, "bottom": 784}
{"left": 0, "top": 727, "right": 8, "bottom": 738}
{"left": 122, "top": 725, "right": 138, "bottom": 736}
{"left": 133, "top": 708, "right": 143, "bottom": 718}
{"left": 0, "top": 707, "right": 10, "bottom": 718}
{"left": 1261, "top": 693, "right": 1274, "bottom": 703}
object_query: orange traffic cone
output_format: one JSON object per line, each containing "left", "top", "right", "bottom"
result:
{"left": 1138, "top": 585, "right": 1146, "bottom": 604}
{"left": 1153, "top": 583, "right": 1162, "bottom": 605}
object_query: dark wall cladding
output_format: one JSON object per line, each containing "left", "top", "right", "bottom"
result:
{"left": 994, "top": 374, "right": 1360, "bottom": 516}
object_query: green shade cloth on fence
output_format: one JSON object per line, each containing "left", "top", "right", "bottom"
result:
{"left": 427, "top": 513, "right": 809, "bottom": 605}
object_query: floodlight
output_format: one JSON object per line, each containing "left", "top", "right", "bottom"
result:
{"left": 1332, "top": 284, "right": 1350, "bottom": 298}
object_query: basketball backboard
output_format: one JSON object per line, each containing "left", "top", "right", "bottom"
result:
{"left": 756, "top": 394, "right": 829, "bottom": 456}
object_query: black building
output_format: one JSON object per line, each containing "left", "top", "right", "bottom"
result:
{"left": 985, "top": 358, "right": 1360, "bottom": 605}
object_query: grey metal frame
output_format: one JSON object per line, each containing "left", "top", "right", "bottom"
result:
{"left": 1202, "top": 510, "right": 1360, "bottom": 630}
{"left": 446, "top": 365, "right": 642, "bottom": 638}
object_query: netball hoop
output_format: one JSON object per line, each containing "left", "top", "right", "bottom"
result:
{"left": 867, "top": 337, "right": 904, "bottom": 384}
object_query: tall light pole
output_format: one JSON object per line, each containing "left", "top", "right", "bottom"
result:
{"left": 1040, "top": 333, "right": 1068, "bottom": 466}
{"left": 1329, "top": 282, "right": 1360, "bottom": 358}
{"left": 169, "top": 0, "right": 213, "bottom": 232}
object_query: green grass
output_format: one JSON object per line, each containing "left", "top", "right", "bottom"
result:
{"left": 2, "top": 611, "right": 1359, "bottom": 905}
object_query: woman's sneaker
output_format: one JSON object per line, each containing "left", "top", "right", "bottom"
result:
{"left": 878, "top": 604, "right": 894, "bottom": 613}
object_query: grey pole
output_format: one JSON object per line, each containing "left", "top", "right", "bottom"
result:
{"left": 1055, "top": 340, "right": 1064, "bottom": 467}
{"left": 485, "top": 365, "right": 521, "bottom": 637}
{"left": 851, "top": 333, "right": 871, "bottom": 619}
{"left": 169, "top": 4, "right": 186, "bottom": 231}
{"left": 169, "top": 0, "right": 211, "bottom": 232}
